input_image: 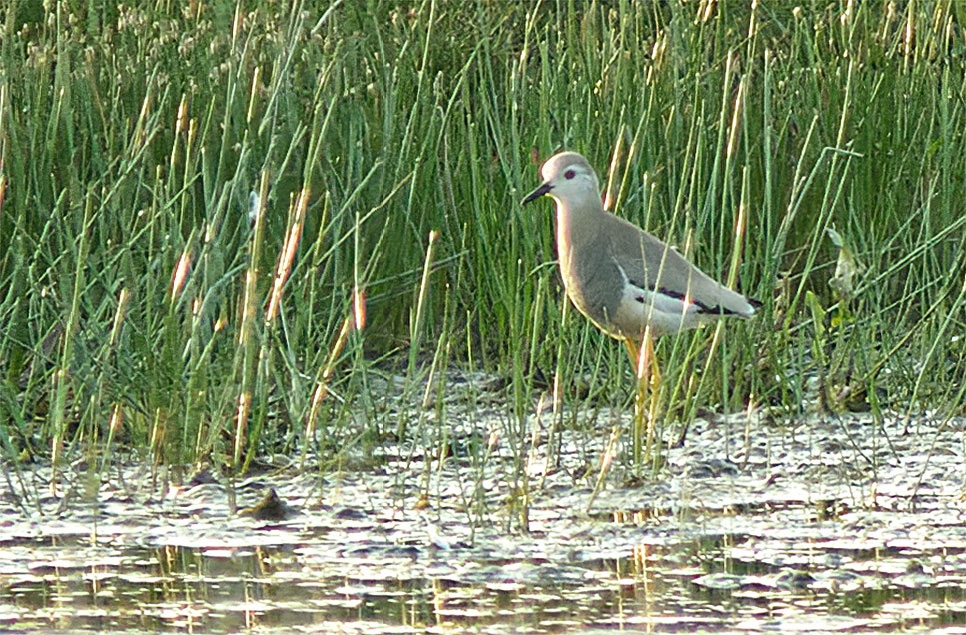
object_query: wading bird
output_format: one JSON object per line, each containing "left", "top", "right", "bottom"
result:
{"left": 522, "top": 150, "right": 758, "bottom": 388}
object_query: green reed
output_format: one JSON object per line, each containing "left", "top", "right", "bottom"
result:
{"left": 0, "top": 3, "right": 964, "bottom": 497}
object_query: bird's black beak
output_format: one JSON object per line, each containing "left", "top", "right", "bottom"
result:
{"left": 522, "top": 181, "right": 552, "bottom": 205}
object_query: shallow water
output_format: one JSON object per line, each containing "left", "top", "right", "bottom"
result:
{"left": 2, "top": 377, "right": 965, "bottom": 633}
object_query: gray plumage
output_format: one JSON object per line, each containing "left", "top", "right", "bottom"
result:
{"left": 523, "top": 151, "right": 757, "bottom": 341}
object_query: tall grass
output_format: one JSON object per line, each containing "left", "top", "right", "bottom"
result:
{"left": 1, "top": 2, "right": 965, "bottom": 484}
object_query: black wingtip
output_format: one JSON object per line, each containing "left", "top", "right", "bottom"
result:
{"left": 696, "top": 296, "right": 761, "bottom": 317}
{"left": 653, "top": 285, "right": 760, "bottom": 317}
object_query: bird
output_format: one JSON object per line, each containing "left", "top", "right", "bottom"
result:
{"left": 522, "top": 150, "right": 758, "bottom": 384}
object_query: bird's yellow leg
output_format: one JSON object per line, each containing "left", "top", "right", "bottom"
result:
{"left": 623, "top": 338, "right": 641, "bottom": 374}
{"left": 624, "top": 332, "right": 663, "bottom": 469}
{"left": 643, "top": 334, "right": 663, "bottom": 462}
{"left": 622, "top": 336, "right": 644, "bottom": 467}
{"left": 643, "top": 334, "right": 661, "bottom": 390}
{"left": 590, "top": 342, "right": 642, "bottom": 513}
{"left": 624, "top": 334, "right": 661, "bottom": 387}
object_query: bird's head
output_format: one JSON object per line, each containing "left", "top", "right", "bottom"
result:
{"left": 522, "top": 151, "right": 600, "bottom": 208}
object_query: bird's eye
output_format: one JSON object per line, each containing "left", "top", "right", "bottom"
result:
{"left": 564, "top": 170, "right": 576, "bottom": 180}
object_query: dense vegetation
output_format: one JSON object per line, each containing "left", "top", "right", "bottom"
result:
{"left": 2, "top": 1, "right": 965, "bottom": 474}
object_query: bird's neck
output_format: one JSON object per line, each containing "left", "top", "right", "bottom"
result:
{"left": 555, "top": 193, "right": 604, "bottom": 271}
{"left": 556, "top": 194, "right": 603, "bottom": 244}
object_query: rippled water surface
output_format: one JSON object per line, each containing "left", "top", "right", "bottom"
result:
{"left": 2, "top": 375, "right": 965, "bottom": 633}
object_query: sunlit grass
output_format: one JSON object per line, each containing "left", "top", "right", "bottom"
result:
{"left": 1, "top": 2, "right": 965, "bottom": 502}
